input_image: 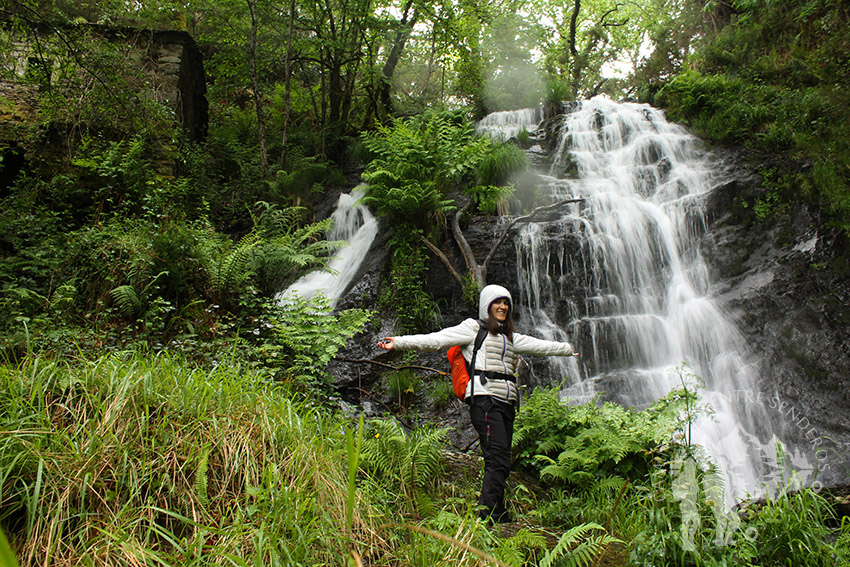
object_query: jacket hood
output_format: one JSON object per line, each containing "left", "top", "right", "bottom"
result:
{"left": 478, "top": 284, "right": 512, "bottom": 320}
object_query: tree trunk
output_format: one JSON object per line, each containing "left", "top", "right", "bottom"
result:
{"left": 423, "top": 198, "right": 584, "bottom": 298}
{"left": 247, "top": 0, "right": 269, "bottom": 177}
{"left": 279, "top": 0, "right": 297, "bottom": 169}
{"left": 377, "top": 1, "right": 419, "bottom": 121}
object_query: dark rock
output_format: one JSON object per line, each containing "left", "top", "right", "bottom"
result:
{"left": 702, "top": 147, "right": 850, "bottom": 487}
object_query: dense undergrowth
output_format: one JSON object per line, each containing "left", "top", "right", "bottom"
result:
{"left": 2, "top": 2, "right": 849, "bottom": 563}
{"left": 652, "top": 0, "right": 850, "bottom": 233}
{"left": 2, "top": 353, "right": 848, "bottom": 566}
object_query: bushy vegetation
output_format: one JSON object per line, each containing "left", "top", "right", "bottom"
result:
{"left": 514, "top": 384, "right": 850, "bottom": 567}
{"left": 0, "top": 352, "right": 630, "bottom": 567}
{"left": 653, "top": 0, "right": 850, "bottom": 232}
{"left": 3, "top": 352, "right": 846, "bottom": 567}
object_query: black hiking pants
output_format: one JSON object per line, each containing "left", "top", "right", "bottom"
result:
{"left": 469, "top": 396, "right": 515, "bottom": 521}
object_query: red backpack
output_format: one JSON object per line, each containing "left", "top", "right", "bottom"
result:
{"left": 447, "top": 324, "right": 488, "bottom": 400}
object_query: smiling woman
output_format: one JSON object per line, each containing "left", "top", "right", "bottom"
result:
{"left": 377, "top": 284, "right": 579, "bottom": 523}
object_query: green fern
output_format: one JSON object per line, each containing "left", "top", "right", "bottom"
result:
{"left": 496, "top": 528, "right": 547, "bottom": 565}
{"left": 193, "top": 444, "right": 210, "bottom": 508}
{"left": 209, "top": 232, "right": 259, "bottom": 301}
{"left": 109, "top": 270, "right": 169, "bottom": 320}
{"left": 109, "top": 285, "right": 142, "bottom": 318}
{"left": 360, "top": 419, "right": 447, "bottom": 512}
{"left": 539, "top": 522, "right": 621, "bottom": 567}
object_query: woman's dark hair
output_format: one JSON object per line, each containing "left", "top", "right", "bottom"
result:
{"left": 485, "top": 299, "right": 514, "bottom": 341}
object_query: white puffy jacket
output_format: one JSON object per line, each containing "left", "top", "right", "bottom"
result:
{"left": 392, "top": 285, "right": 575, "bottom": 403}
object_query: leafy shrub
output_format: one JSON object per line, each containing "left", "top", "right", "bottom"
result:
{"left": 360, "top": 110, "right": 491, "bottom": 230}
{"left": 514, "top": 384, "right": 698, "bottom": 488}
{"left": 379, "top": 230, "right": 441, "bottom": 333}
{"left": 257, "top": 292, "right": 371, "bottom": 388}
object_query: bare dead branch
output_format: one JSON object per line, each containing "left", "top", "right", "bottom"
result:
{"left": 481, "top": 198, "right": 584, "bottom": 273}
{"left": 339, "top": 358, "right": 448, "bottom": 376}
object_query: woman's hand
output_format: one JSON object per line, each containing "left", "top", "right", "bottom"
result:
{"left": 377, "top": 337, "right": 395, "bottom": 350}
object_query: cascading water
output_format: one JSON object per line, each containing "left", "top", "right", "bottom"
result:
{"left": 485, "top": 97, "right": 795, "bottom": 504}
{"left": 281, "top": 185, "right": 378, "bottom": 305}
{"left": 476, "top": 107, "right": 543, "bottom": 140}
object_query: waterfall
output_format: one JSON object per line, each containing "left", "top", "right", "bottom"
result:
{"left": 281, "top": 185, "right": 378, "bottom": 305}
{"left": 476, "top": 107, "right": 543, "bottom": 140}
{"left": 482, "top": 97, "right": 797, "bottom": 504}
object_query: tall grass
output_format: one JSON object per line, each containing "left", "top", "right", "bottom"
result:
{"left": 0, "top": 352, "right": 390, "bottom": 566}
{"left": 3, "top": 352, "right": 577, "bottom": 566}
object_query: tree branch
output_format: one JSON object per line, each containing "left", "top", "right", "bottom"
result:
{"left": 339, "top": 358, "right": 448, "bottom": 376}
{"left": 418, "top": 235, "right": 466, "bottom": 288}
{"left": 569, "top": 0, "right": 581, "bottom": 57}
{"left": 450, "top": 198, "right": 482, "bottom": 286}
{"left": 481, "top": 198, "right": 584, "bottom": 274}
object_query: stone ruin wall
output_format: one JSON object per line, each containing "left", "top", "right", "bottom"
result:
{"left": 0, "top": 25, "right": 208, "bottom": 142}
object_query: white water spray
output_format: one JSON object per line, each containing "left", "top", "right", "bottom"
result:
{"left": 483, "top": 97, "right": 789, "bottom": 504}
{"left": 280, "top": 186, "right": 378, "bottom": 306}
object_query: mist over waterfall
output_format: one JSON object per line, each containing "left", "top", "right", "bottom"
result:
{"left": 281, "top": 186, "right": 378, "bottom": 306}
{"left": 487, "top": 97, "right": 797, "bottom": 504}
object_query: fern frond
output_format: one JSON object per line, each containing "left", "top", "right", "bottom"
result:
{"left": 110, "top": 285, "right": 141, "bottom": 318}
{"left": 194, "top": 444, "right": 210, "bottom": 508}
{"left": 540, "top": 522, "right": 621, "bottom": 567}
{"left": 210, "top": 231, "right": 259, "bottom": 299}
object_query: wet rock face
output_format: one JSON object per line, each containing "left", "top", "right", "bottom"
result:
{"left": 701, "top": 148, "right": 850, "bottom": 483}
{"left": 332, "top": 136, "right": 850, "bottom": 485}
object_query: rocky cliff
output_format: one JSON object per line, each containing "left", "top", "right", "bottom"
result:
{"left": 329, "top": 134, "right": 850, "bottom": 486}
{"left": 702, "top": 148, "right": 850, "bottom": 485}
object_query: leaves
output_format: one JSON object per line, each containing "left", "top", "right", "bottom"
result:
{"left": 359, "top": 418, "right": 448, "bottom": 513}
{"left": 540, "top": 522, "right": 622, "bottom": 567}
{"left": 360, "top": 111, "right": 492, "bottom": 229}
{"left": 514, "top": 385, "right": 693, "bottom": 488}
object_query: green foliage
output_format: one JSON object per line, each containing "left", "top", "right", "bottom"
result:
{"left": 360, "top": 110, "right": 491, "bottom": 230}
{"left": 379, "top": 230, "right": 441, "bottom": 333}
{"left": 381, "top": 367, "right": 421, "bottom": 411}
{"left": 247, "top": 202, "right": 342, "bottom": 297}
{"left": 655, "top": 0, "right": 850, "bottom": 233}
{"left": 628, "top": 453, "right": 841, "bottom": 567}
{"left": 271, "top": 154, "right": 344, "bottom": 206}
{"left": 429, "top": 379, "right": 456, "bottom": 410}
{"left": 360, "top": 418, "right": 447, "bottom": 514}
{"left": 205, "top": 231, "right": 259, "bottom": 305}
{"left": 259, "top": 293, "right": 370, "bottom": 387}
{"left": 493, "top": 527, "right": 548, "bottom": 565}
{"left": 0, "top": 352, "right": 384, "bottom": 566}
{"left": 0, "top": 527, "right": 19, "bottom": 567}
{"left": 472, "top": 184, "right": 516, "bottom": 215}
{"left": 515, "top": 128, "right": 531, "bottom": 148}
{"left": 540, "top": 522, "right": 621, "bottom": 567}
{"left": 4, "top": 24, "right": 176, "bottom": 141}
{"left": 513, "top": 384, "right": 693, "bottom": 488}
{"left": 476, "top": 141, "right": 528, "bottom": 187}
{"left": 736, "top": 481, "right": 837, "bottom": 567}
{"left": 109, "top": 271, "right": 168, "bottom": 319}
